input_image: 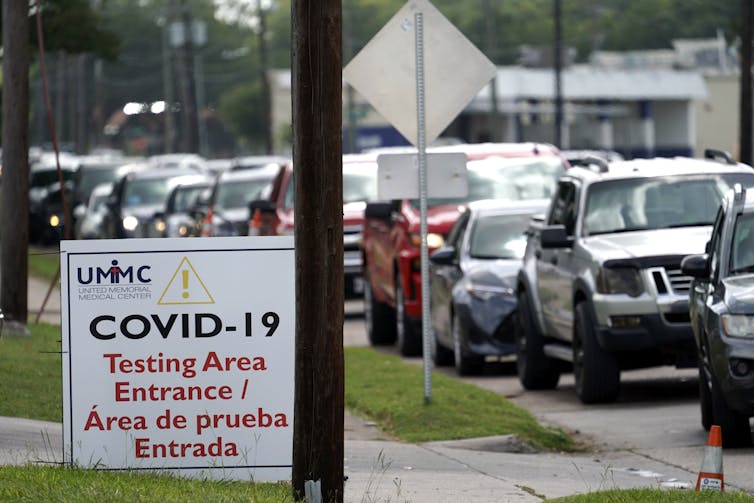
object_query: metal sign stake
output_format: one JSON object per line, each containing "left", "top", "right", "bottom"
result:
{"left": 415, "top": 11, "right": 432, "bottom": 405}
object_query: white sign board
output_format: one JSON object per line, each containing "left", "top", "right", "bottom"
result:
{"left": 377, "top": 152, "right": 468, "bottom": 199}
{"left": 60, "top": 236, "right": 294, "bottom": 481}
{"left": 343, "top": 0, "right": 496, "bottom": 146}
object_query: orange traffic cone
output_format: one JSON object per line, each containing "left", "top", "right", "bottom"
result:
{"left": 249, "top": 208, "right": 262, "bottom": 236}
{"left": 696, "top": 425, "right": 724, "bottom": 492}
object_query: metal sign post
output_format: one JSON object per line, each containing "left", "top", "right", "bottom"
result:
{"left": 414, "top": 11, "right": 432, "bottom": 404}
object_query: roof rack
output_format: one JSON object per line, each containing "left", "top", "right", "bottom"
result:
{"left": 704, "top": 148, "right": 736, "bottom": 165}
{"left": 579, "top": 156, "right": 609, "bottom": 173}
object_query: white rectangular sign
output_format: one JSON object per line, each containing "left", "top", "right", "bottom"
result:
{"left": 61, "top": 236, "right": 294, "bottom": 481}
{"left": 376, "top": 152, "right": 468, "bottom": 199}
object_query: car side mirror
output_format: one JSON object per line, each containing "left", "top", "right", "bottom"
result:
{"left": 541, "top": 224, "right": 573, "bottom": 249}
{"left": 429, "top": 246, "right": 456, "bottom": 266}
{"left": 704, "top": 240, "right": 712, "bottom": 254}
{"left": 680, "top": 254, "right": 710, "bottom": 278}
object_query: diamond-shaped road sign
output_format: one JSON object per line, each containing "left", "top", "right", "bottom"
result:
{"left": 343, "top": 0, "right": 496, "bottom": 146}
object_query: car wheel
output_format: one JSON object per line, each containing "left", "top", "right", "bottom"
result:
{"left": 573, "top": 302, "right": 620, "bottom": 404}
{"left": 431, "top": 327, "right": 453, "bottom": 367}
{"left": 452, "top": 315, "right": 483, "bottom": 375}
{"left": 710, "top": 371, "right": 752, "bottom": 448}
{"left": 699, "top": 364, "right": 713, "bottom": 431}
{"left": 363, "top": 273, "right": 396, "bottom": 345}
{"left": 515, "top": 290, "right": 559, "bottom": 389}
{"left": 395, "top": 277, "right": 422, "bottom": 356}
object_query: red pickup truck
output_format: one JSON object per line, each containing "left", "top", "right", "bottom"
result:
{"left": 248, "top": 154, "right": 379, "bottom": 298}
{"left": 361, "top": 142, "right": 568, "bottom": 355}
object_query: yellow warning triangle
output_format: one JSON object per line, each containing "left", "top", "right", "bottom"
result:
{"left": 157, "top": 256, "right": 215, "bottom": 305}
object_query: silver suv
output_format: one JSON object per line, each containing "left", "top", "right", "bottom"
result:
{"left": 516, "top": 150, "right": 754, "bottom": 403}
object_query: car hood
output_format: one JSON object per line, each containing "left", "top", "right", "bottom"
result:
{"left": 424, "top": 204, "right": 463, "bottom": 235}
{"left": 215, "top": 207, "right": 248, "bottom": 224}
{"left": 122, "top": 204, "right": 164, "bottom": 219}
{"left": 582, "top": 227, "right": 711, "bottom": 262}
{"left": 722, "top": 275, "right": 754, "bottom": 314}
{"left": 464, "top": 258, "right": 521, "bottom": 289}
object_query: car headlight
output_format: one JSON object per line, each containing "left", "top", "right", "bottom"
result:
{"left": 154, "top": 219, "right": 167, "bottom": 234}
{"left": 49, "top": 214, "right": 61, "bottom": 228}
{"left": 122, "top": 215, "right": 139, "bottom": 231}
{"left": 721, "top": 314, "right": 754, "bottom": 339}
{"left": 596, "top": 267, "right": 643, "bottom": 297}
{"left": 465, "top": 282, "right": 514, "bottom": 301}
{"left": 410, "top": 232, "right": 445, "bottom": 248}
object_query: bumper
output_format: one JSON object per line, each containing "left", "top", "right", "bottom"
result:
{"left": 709, "top": 337, "right": 754, "bottom": 415}
{"left": 456, "top": 300, "right": 517, "bottom": 357}
{"left": 595, "top": 312, "right": 694, "bottom": 352}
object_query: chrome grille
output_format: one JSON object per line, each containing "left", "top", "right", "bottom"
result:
{"left": 658, "top": 267, "right": 692, "bottom": 295}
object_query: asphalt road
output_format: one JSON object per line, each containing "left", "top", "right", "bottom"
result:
{"left": 344, "top": 299, "right": 754, "bottom": 494}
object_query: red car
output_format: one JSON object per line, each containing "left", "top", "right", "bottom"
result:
{"left": 248, "top": 154, "right": 379, "bottom": 297}
{"left": 361, "top": 142, "right": 568, "bottom": 356}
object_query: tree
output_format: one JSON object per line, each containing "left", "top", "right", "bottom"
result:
{"left": 218, "top": 81, "right": 266, "bottom": 151}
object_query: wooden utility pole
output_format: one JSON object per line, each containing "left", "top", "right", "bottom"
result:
{"left": 291, "top": 0, "right": 344, "bottom": 501}
{"left": 740, "top": 0, "right": 752, "bottom": 165}
{"left": 1, "top": 0, "right": 30, "bottom": 323}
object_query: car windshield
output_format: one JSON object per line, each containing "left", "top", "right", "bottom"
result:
{"left": 123, "top": 177, "right": 174, "bottom": 207}
{"left": 469, "top": 213, "right": 533, "bottom": 259}
{"left": 215, "top": 177, "right": 274, "bottom": 211}
{"left": 171, "top": 185, "right": 208, "bottom": 213}
{"left": 410, "top": 157, "right": 564, "bottom": 208}
{"left": 730, "top": 212, "right": 754, "bottom": 275}
{"left": 343, "top": 168, "right": 378, "bottom": 204}
{"left": 30, "top": 168, "right": 75, "bottom": 188}
{"left": 76, "top": 166, "right": 128, "bottom": 200}
{"left": 583, "top": 173, "right": 754, "bottom": 236}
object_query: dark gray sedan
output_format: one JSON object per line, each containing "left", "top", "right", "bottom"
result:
{"left": 430, "top": 198, "right": 550, "bottom": 375}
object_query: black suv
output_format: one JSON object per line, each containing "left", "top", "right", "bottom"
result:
{"left": 682, "top": 184, "right": 754, "bottom": 447}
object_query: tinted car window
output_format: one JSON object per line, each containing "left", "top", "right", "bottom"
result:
{"left": 583, "top": 174, "right": 754, "bottom": 236}
{"left": 730, "top": 212, "right": 754, "bottom": 274}
{"left": 410, "top": 157, "right": 565, "bottom": 208}
{"left": 216, "top": 178, "right": 274, "bottom": 211}
{"left": 123, "top": 178, "right": 173, "bottom": 207}
{"left": 470, "top": 213, "right": 532, "bottom": 259}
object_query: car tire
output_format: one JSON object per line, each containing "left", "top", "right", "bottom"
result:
{"left": 431, "top": 327, "right": 454, "bottom": 367}
{"left": 573, "top": 302, "right": 620, "bottom": 404}
{"left": 363, "top": 273, "right": 396, "bottom": 345}
{"left": 515, "top": 290, "right": 559, "bottom": 389}
{"left": 452, "top": 315, "right": 483, "bottom": 375}
{"left": 710, "top": 371, "right": 752, "bottom": 448}
{"left": 395, "top": 277, "right": 422, "bottom": 356}
{"left": 699, "top": 364, "right": 713, "bottom": 432}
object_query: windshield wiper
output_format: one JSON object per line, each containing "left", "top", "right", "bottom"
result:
{"left": 587, "top": 226, "right": 648, "bottom": 236}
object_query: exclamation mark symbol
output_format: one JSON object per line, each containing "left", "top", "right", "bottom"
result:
{"left": 182, "top": 269, "right": 189, "bottom": 299}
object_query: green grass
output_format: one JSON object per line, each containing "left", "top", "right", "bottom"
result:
{"left": 28, "top": 246, "right": 61, "bottom": 283}
{"left": 549, "top": 488, "right": 754, "bottom": 502}
{"left": 344, "top": 346, "right": 575, "bottom": 451}
{"left": 0, "top": 465, "right": 294, "bottom": 502}
{"left": 0, "top": 323, "right": 62, "bottom": 422}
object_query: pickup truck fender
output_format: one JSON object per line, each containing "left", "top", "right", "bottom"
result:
{"left": 516, "top": 261, "right": 548, "bottom": 337}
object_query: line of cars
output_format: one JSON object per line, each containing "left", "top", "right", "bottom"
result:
{"left": 360, "top": 143, "right": 754, "bottom": 447}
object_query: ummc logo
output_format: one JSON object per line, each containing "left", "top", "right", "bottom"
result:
{"left": 77, "top": 260, "right": 152, "bottom": 285}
